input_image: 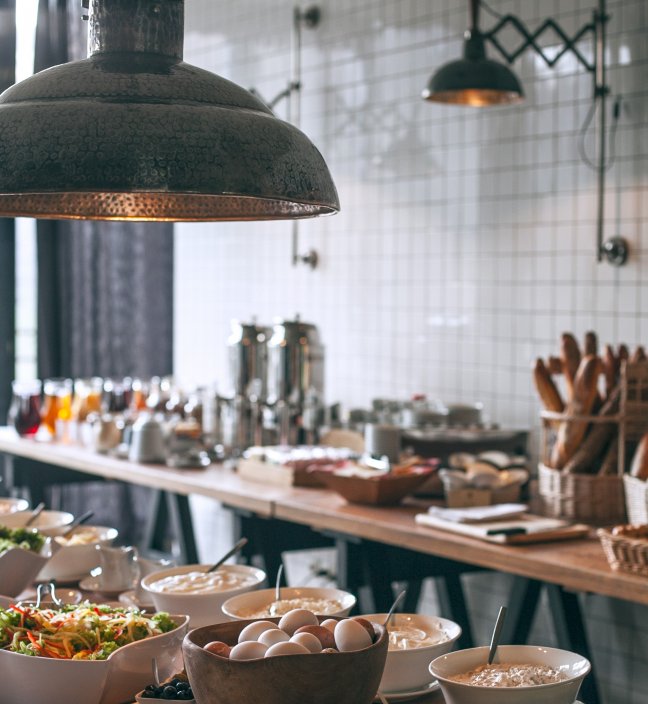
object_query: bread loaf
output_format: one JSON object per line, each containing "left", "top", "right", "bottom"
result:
{"left": 560, "top": 333, "right": 581, "bottom": 400}
{"left": 550, "top": 355, "right": 602, "bottom": 469}
{"left": 533, "top": 358, "right": 564, "bottom": 413}
{"left": 563, "top": 386, "right": 620, "bottom": 474}
{"left": 630, "top": 433, "right": 648, "bottom": 480}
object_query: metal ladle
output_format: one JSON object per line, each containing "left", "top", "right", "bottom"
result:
{"left": 487, "top": 606, "right": 507, "bottom": 664}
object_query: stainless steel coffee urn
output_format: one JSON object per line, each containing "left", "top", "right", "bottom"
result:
{"left": 221, "top": 320, "right": 271, "bottom": 454}
{"left": 266, "top": 317, "right": 325, "bottom": 445}
{"left": 227, "top": 320, "right": 270, "bottom": 400}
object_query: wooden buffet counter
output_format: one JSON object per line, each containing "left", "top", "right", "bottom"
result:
{"left": 0, "top": 427, "right": 646, "bottom": 607}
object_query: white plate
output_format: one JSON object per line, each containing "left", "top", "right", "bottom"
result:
{"left": 78, "top": 576, "right": 133, "bottom": 597}
{"left": 377, "top": 680, "right": 440, "bottom": 702}
{"left": 119, "top": 589, "right": 155, "bottom": 610}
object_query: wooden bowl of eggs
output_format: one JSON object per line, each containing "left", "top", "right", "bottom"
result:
{"left": 183, "top": 610, "right": 388, "bottom": 704}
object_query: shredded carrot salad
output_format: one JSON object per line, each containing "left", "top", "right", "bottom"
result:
{"left": 0, "top": 603, "right": 176, "bottom": 660}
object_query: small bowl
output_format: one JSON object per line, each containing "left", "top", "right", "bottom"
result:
{"left": 314, "top": 467, "right": 435, "bottom": 506}
{"left": 429, "top": 645, "right": 590, "bottom": 704}
{"left": 37, "top": 525, "right": 118, "bottom": 582}
{"left": 183, "top": 617, "right": 388, "bottom": 704}
{"left": 141, "top": 563, "right": 266, "bottom": 628}
{"left": 222, "top": 586, "right": 356, "bottom": 620}
{"left": 360, "top": 613, "right": 461, "bottom": 693}
{"left": 0, "top": 497, "right": 29, "bottom": 515}
{"left": 1, "top": 510, "right": 74, "bottom": 536}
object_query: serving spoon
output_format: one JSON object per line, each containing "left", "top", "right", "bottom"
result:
{"left": 275, "top": 563, "right": 284, "bottom": 601}
{"left": 24, "top": 501, "right": 45, "bottom": 527}
{"left": 487, "top": 605, "right": 507, "bottom": 664}
{"left": 383, "top": 589, "right": 407, "bottom": 628}
{"left": 206, "top": 537, "right": 248, "bottom": 573}
{"left": 60, "top": 509, "right": 94, "bottom": 538}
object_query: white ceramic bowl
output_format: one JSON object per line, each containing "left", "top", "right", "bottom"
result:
{"left": 0, "top": 613, "right": 189, "bottom": 704}
{"left": 37, "top": 525, "right": 118, "bottom": 582}
{"left": 429, "top": 645, "right": 591, "bottom": 704}
{"left": 1, "top": 509, "right": 74, "bottom": 536}
{"left": 141, "top": 563, "right": 266, "bottom": 628}
{"left": 361, "top": 613, "right": 461, "bottom": 693}
{"left": 222, "top": 585, "right": 357, "bottom": 620}
{"left": 0, "top": 497, "right": 29, "bottom": 515}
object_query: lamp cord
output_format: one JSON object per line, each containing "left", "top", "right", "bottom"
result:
{"left": 480, "top": 0, "right": 503, "bottom": 20}
{"left": 578, "top": 94, "right": 621, "bottom": 172}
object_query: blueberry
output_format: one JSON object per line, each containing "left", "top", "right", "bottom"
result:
{"left": 161, "top": 686, "right": 177, "bottom": 700}
{"left": 175, "top": 683, "right": 189, "bottom": 692}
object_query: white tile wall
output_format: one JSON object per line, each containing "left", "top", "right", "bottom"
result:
{"left": 175, "top": 2, "right": 648, "bottom": 701}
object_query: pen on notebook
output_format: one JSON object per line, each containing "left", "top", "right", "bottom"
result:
{"left": 486, "top": 527, "right": 528, "bottom": 536}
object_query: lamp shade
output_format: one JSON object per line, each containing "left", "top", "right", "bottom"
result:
{"left": 0, "top": 0, "right": 339, "bottom": 221}
{"left": 422, "top": 15, "right": 524, "bottom": 107}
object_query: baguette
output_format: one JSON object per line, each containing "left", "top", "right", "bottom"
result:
{"left": 561, "top": 333, "right": 581, "bottom": 400}
{"left": 550, "top": 355, "right": 602, "bottom": 469}
{"left": 584, "top": 331, "right": 598, "bottom": 357}
{"left": 563, "top": 386, "right": 620, "bottom": 474}
{"left": 598, "top": 437, "right": 618, "bottom": 476}
{"left": 618, "top": 344, "right": 629, "bottom": 363}
{"left": 533, "top": 358, "right": 564, "bottom": 414}
{"left": 630, "top": 433, "right": 648, "bottom": 480}
{"left": 602, "top": 344, "right": 618, "bottom": 399}
{"left": 547, "top": 356, "right": 563, "bottom": 375}
{"left": 631, "top": 346, "right": 647, "bottom": 363}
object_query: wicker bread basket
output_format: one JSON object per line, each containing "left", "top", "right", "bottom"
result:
{"left": 538, "top": 463, "right": 626, "bottom": 525}
{"left": 598, "top": 526, "right": 648, "bottom": 576}
{"left": 623, "top": 475, "right": 648, "bottom": 525}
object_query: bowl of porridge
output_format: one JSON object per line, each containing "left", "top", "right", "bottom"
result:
{"left": 429, "top": 645, "right": 590, "bottom": 704}
{"left": 222, "top": 586, "right": 356, "bottom": 621}
{"left": 141, "top": 563, "right": 266, "bottom": 627}
{"left": 361, "top": 613, "right": 461, "bottom": 693}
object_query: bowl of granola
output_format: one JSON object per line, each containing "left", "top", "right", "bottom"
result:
{"left": 429, "top": 645, "right": 590, "bottom": 704}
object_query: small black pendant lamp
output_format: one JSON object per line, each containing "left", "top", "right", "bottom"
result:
{"left": 0, "top": 0, "right": 339, "bottom": 221}
{"left": 422, "top": 0, "right": 523, "bottom": 107}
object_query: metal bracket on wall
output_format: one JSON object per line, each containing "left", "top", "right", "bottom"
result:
{"left": 251, "top": 5, "right": 322, "bottom": 270}
{"left": 481, "top": 0, "right": 628, "bottom": 266}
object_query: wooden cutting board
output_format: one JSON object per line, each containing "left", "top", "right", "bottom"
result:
{"left": 415, "top": 512, "right": 591, "bottom": 544}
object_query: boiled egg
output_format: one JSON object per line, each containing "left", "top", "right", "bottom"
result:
{"left": 264, "top": 641, "right": 310, "bottom": 657}
{"left": 230, "top": 641, "right": 268, "bottom": 660}
{"left": 278, "top": 608, "right": 318, "bottom": 635}
{"left": 258, "top": 628, "right": 290, "bottom": 648}
{"left": 334, "top": 618, "right": 373, "bottom": 652}
{"left": 290, "top": 631, "right": 323, "bottom": 653}
{"left": 238, "top": 620, "right": 276, "bottom": 643}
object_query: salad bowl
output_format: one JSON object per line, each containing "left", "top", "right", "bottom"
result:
{"left": 0, "top": 546, "right": 50, "bottom": 597}
{"left": 0, "top": 609, "right": 189, "bottom": 704}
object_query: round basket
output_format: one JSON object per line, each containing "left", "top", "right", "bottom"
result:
{"left": 623, "top": 475, "right": 648, "bottom": 525}
{"left": 538, "top": 463, "right": 627, "bottom": 525}
{"left": 597, "top": 527, "right": 648, "bottom": 576}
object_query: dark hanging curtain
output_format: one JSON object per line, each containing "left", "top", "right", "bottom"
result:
{"left": 0, "top": 0, "right": 16, "bottom": 425}
{"left": 32, "top": 0, "right": 175, "bottom": 544}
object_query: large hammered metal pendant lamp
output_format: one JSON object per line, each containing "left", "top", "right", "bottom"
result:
{"left": 0, "top": 0, "right": 339, "bottom": 221}
{"left": 422, "top": 0, "right": 523, "bottom": 107}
